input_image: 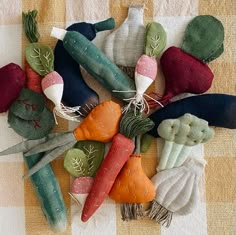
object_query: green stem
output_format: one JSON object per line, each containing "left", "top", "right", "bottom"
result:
{"left": 94, "top": 18, "right": 115, "bottom": 32}
{"left": 22, "top": 9, "right": 40, "bottom": 43}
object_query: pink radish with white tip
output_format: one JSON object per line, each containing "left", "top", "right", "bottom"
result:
{"left": 42, "top": 71, "right": 82, "bottom": 124}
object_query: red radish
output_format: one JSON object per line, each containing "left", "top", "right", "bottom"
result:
{"left": 121, "top": 55, "right": 163, "bottom": 113}
{"left": 148, "top": 47, "right": 214, "bottom": 108}
{"left": 70, "top": 177, "right": 94, "bottom": 206}
{"left": 81, "top": 133, "right": 135, "bottom": 222}
{"left": 42, "top": 71, "right": 82, "bottom": 123}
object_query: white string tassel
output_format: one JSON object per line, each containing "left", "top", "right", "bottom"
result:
{"left": 53, "top": 103, "right": 82, "bottom": 124}
{"left": 113, "top": 90, "right": 164, "bottom": 115}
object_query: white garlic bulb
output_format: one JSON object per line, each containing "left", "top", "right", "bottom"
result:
{"left": 103, "top": 5, "right": 145, "bottom": 67}
{"left": 148, "top": 158, "right": 206, "bottom": 226}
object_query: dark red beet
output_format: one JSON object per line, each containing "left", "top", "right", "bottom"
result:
{"left": 0, "top": 63, "right": 26, "bottom": 113}
{"left": 150, "top": 47, "right": 214, "bottom": 107}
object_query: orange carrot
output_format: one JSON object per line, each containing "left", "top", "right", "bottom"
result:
{"left": 109, "top": 154, "right": 155, "bottom": 203}
{"left": 25, "top": 60, "right": 43, "bottom": 93}
{"left": 81, "top": 133, "right": 135, "bottom": 222}
{"left": 74, "top": 100, "right": 122, "bottom": 142}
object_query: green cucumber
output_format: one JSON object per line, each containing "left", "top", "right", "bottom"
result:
{"left": 51, "top": 28, "right": 136, "bottom": 101}
{"left": 24, "top": 152, "right": 67, "bottom": 232}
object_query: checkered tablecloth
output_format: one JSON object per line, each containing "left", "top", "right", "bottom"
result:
{"left": 0, "top": 1, "right": 235, "bottom": 235}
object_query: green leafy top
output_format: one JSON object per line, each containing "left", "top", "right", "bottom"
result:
{"left": 25, "top": 43, "right": 54, "bottom": 76}
{"left": 119, "top": 110, "right": 155, "bottom": 139}
{"left": 22, "top": 10, "right": 40, "bottom": 43}
{"left": 145, "top": 22, "right": 167, "bottom": 57}
{"left": 181, "top": 15, "right": 224, "bottom": 62}
{"left": 75, "top": 141, "right": 105, "bottom": 177}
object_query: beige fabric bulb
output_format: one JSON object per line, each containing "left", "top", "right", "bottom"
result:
{"left": 103, "top": 5, "right": 145, "bottom": 67}
{"left": 148, "top": 158, "right": 206, "bottom": 227}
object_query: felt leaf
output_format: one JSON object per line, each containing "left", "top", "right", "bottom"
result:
{"left": 64, "top": 148, "right": 89, "bottom": 177}
{"left": 8, "top": 107, "right": 55, "bottom": 140}
{"left": 0, "top": 63, "right": 26, "bottom": 113}
{"left": 25, "top": 43, "right": 54, "bottom": 76}
{"left": 9, "top": 88, "right": 45, "bottom": 120}
{"left": 181, "top": 15, "right": 224, "bottom": 62}
{"left": 109, "top": 155, "right": 155, "bottom": 203}
{"left": 74, "top": 140, "right": 105, "bottom": 177}
{"left": 145, "top": 22, "right": 167, "bottom": 57}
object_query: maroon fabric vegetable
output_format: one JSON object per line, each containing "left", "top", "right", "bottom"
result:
{"left": 148, "top": 47, "right": 214, "bottom": 107}
{"left": 0, "top": 63, "right": 26, "bottom": 113}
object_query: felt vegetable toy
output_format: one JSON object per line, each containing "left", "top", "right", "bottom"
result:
{"left": 8, "top": 88, "right": 55, "bottom": 140}
{"left": 157, "top": 113, "right": 214, "bottom": 171}
{"left": 50, "top": 27, "right": 136, "bottom": 101}
{"left": 121, "top": 55, "right": 159, "bottom": 113}
{"left": 81, "top": 110, "right": 155, "bottom": 222}
{"left": 148, "top": 158, "right": 206, "bottom": 227}
{"left": 148, "top": 94, "right": 236, "bottom": 137}
{"left": 25, "top": 43, "right": 82, "bottom": 123}
{"left": 54, "top": 18, "right": 115, "bottom": 116}
{"left": 109, "top": 153, "right": 155, "bottom": 221}
{"left": 119, "top": 21, "right": 166, "bottom": 113}
{"left": 24, "top": 152, "right": 67, "bottom": 232}
{"left": 22, "top": 10, "right": 43, "bottom": 93}
{"left": 0, "top": 63, "right": 26, "bottom": 113}
{"left": 70, "top": 177, "right": 94, "bottom": 206}
{"left": 0, "top": 100, "right": 122, "bottom": 178}
{"left": 23, "top": 10, "right": 84, "bottom": 123}
{"left": 64, "top": 141, "right": 105, "bottom": 177}
{"left": 148, "top": 15, "right": 224, "bottom": 108}
{"left": 103, "top": 5, "right": 145, "bottom": 78}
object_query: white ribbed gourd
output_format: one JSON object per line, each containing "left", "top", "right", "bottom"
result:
{"left": 103, "top": 5, "right": 145, "bottom": 67}
{"left": 148, "top": 158, "right": 206, "bottom": 227}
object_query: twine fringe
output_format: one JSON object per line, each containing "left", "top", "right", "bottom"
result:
{"left": 53, "top": 103, "right": 83, "bottom": 124}
{"left": 147, "top": 200, "right": 173, "bottom": 227}
{"left": 120, "top": 203, "right": 144, "bottom": 221}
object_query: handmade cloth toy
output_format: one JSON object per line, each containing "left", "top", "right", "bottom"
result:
{"left": 50, "top": 27, "right": 136, "bottom": 101}
{"left": 64, "top": 140, "right": 105, "bottom": 177}
{"left": 0, "top": 100, "right": 122, "bottom": 178}
{"left": 109, "top": 137, "right": 155, "bottom": 221}
{"left": 70, "top": 177, "right": 94, "bottom": 206}
{"left": 156, "top": 113, "right": 214, "bottom": 171}
{"left": 148, "top": 94, "right": 236, "bottom": 137}
{"left": 54, "top": 18, "right": 115, "bottom": 116}
{"left": 81, "top": 110, "right": 154, "bottom": 222}
{"left": 8, "top": 88, "right": 55, "bottom": 139}
{"left": 0, "top": 63, "right": 26, "bottom": 113}
{"left": 148, "top": 15, "right": 224, "bottom": 108}
{"left": 22, "top": 10, "right": 43, "bottom": 93}
{"left": 148, "top": 158, "right": 206, "bottom": 227}
{"left": 24, "top": 152, "right": 67, "bottom": 232}
{"left": 116, "top": 21, "right": 166, "bottom": 113}
{"left": 103, "top": 5, "right": 145, "bottom": 78}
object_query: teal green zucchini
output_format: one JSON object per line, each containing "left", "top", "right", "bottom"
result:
{"left": 62, "top": 31, "right": 136, "bottom": 101}
{"left": 24, "top": 152, "right": 67, "bottom": 232}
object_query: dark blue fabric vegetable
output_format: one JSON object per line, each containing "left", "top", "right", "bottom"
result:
{"left": 54, "top": 18, "right": 115, "bottom": 116}
{"left": 148, "top": 94, "right": 236, "bottom": 137}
